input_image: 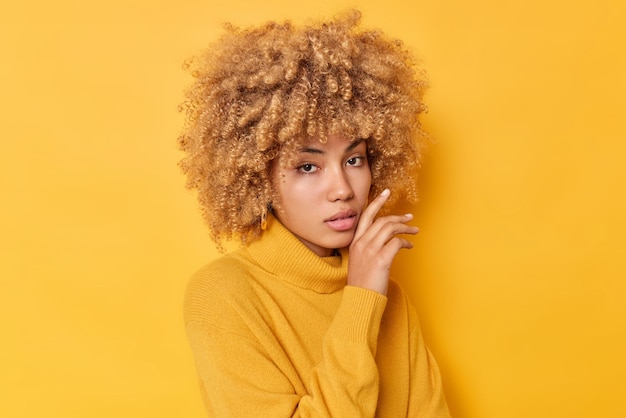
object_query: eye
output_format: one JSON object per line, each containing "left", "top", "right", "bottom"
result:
{"left": 297, "top": 163, "right": 318, "bottom": 173}
{"left": 346, "top": 156, "right": 365, "bottom": 167}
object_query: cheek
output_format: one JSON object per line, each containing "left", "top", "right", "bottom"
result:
{"left": 359, "top": 168, "right": 373, "bottom": 192}
{"left": 274, "top": 175, "right": 314, "bottom": 211}
{"left": 293, "top": 183, "right": 323, "bottom": 209}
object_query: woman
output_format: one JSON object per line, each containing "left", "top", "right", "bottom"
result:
{"left": 179, "top": 10, "right": 450, "bottom": 417}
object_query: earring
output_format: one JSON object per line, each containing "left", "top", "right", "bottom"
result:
{"left": 260, "top": 207, "right": 268, "bottom": 230}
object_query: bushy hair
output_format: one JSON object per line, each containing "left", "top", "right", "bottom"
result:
{"left": 178, "top": 10, "right": 428, "bottom": 248}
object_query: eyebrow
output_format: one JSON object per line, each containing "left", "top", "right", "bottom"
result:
{"left": 298, "top": 139, "right": 365, "bottom": 155}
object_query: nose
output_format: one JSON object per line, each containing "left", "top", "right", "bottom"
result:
{"left": 327, "top": 167, "right": 354, "bottom": 201}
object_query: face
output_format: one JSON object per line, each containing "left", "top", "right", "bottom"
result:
{"left": 271, "top": 134, "right": 372, "bottom": 257}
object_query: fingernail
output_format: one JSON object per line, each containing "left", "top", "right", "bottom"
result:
{"left": 404, "top": 213, "right": 413, "bottom": 219}
{"left": 381, "top": 189, "right": 390, "bottom": 197}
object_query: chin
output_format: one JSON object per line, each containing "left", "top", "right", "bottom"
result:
{"left": 328, "top": 236, "right": 355, "bottom": 251}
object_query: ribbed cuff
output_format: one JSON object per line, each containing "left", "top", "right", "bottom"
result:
{"left": 326, "top": 286, "right": 388, "bottom": 350}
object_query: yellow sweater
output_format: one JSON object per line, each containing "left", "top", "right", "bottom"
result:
{"left": 184, "top": 215, "right": 450, "bottom": 417}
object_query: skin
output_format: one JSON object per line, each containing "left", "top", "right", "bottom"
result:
{"left": 272, "top": 134, "right": 419, "bottom": 295}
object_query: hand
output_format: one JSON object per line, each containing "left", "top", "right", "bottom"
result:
{"left": 347, "top": 189, "right": 419, "bottom": 295}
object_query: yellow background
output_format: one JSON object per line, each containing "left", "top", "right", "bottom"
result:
{"left": 2, "top": 0, "right": 625, "bottom": 416}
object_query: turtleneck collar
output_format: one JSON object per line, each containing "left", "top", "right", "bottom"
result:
{"left": 245, "top": 214, "right": 349, "bottom": 294}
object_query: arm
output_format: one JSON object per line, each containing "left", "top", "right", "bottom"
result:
{"left": 293, "top": 285, "right": 387, "bottom": 417}
{"left": 185, "top": 285, "right": 387, "bottom": 418}
{"left": 350, "top": 189, "right": 450, "bottom": 416}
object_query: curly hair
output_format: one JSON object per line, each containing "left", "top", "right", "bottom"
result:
{"left": 178, "top": 10, "right": 429, "bottom": 248}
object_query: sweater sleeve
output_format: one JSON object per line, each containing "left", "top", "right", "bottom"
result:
{"left": 297, "top": 286, "right": 387, "bottom": 417}
{"left": 185, "top": 284, "right": 387, "bottom": 418}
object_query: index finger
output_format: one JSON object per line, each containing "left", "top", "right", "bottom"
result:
{"left": 353, "top": 188, "right": 390, "bottom": 241}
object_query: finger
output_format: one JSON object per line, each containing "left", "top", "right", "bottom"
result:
{"left": 380, "top": 237, "right": 415, "bottom": 260}
{"left": 351, "top": 221, "right": 419, "bottom": 259}
{"left": 367, "top": 222, "right": 419, "bottom": 251}
{"left": 354, "top": 189, "right": 390, "bottom": 240}
{"left": 357, "top": 214, "right": 418, "bottom": 244}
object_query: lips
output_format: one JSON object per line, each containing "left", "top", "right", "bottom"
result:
{"left": 325, "top": 210, "right": 358, "bottom": 232}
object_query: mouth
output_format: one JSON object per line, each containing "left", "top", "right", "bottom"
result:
{"left": 324, "top": 210, "right": 358, "bottom": 232}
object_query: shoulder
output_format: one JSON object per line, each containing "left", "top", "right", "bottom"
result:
{"left": 189, "top": 250, "right": 255, "bottom": 284}
{"left": 183, "top": 249, "right": 260, "bottom": 326}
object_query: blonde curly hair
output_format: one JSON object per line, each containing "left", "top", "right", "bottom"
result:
{"left": 178, "top": 10, "right": 428, "bottom": 248}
